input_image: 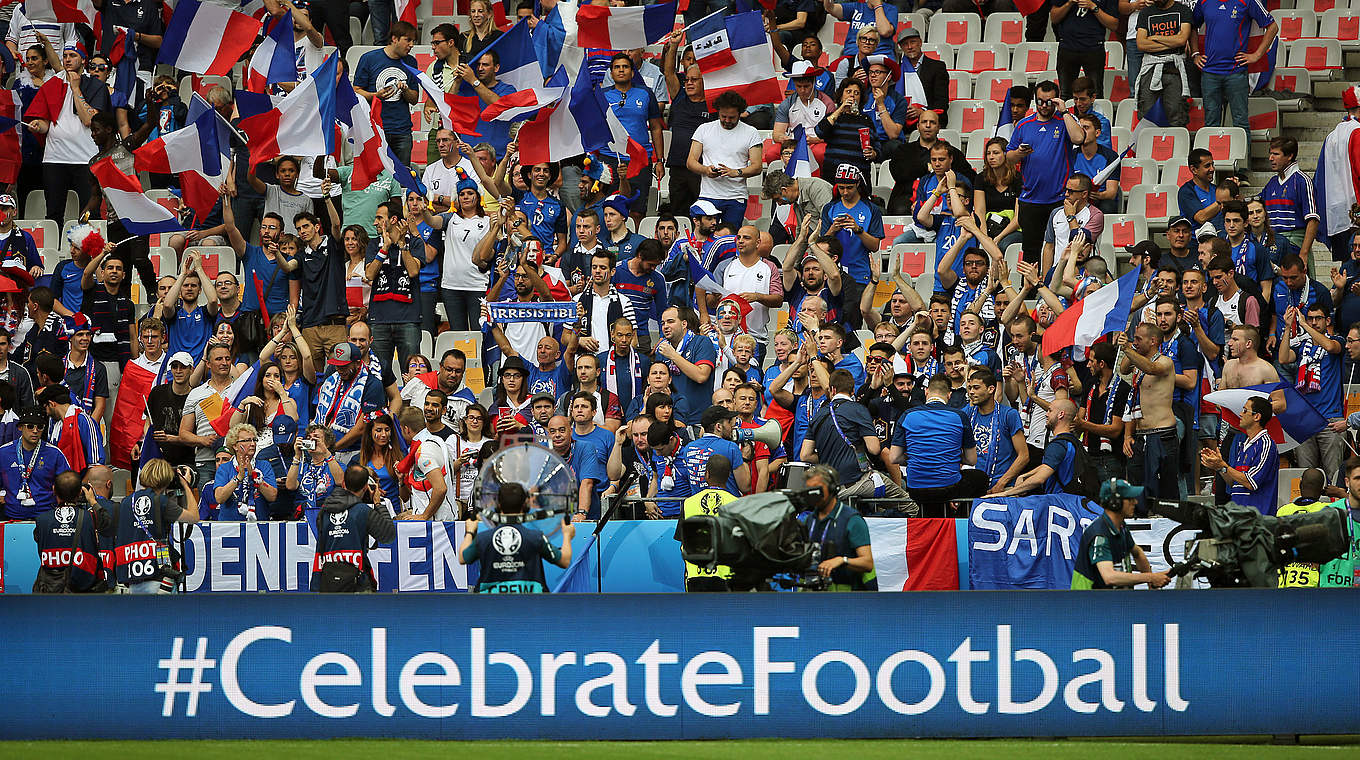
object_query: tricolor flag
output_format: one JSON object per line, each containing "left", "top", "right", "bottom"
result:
{"left": 158, "top": 0, "right": 262, "bottom": 76}
{"left": 89, "top": 157, "right": 186, "bottom": 236}
{"left": 868, "top": 518, "right": 965, "bottom": 591}
{"left": 464, "top": 18, "right": 543, "bottom": 93}
{"left": 108, "top": 352, "right": 168, "bottom": 470}
{"left": 693, "top": 11, "right": 783, "bottom": 108}
{"left": 479, "top": 80, "right": 567, "bottom": 123}
{"left": 897, "top": 53, "right": 928, "bottom": 111}
{"left": 1, "top": 0, "right": 93, "bottom": 23}
{"left": 786, "top": 124, "right": 815, "bottom": 179}
{"left": 687, "top": 240, "right": 729, "bottom": 297}
{"left": 534, "top": 0, "right": 577, "bottom": 79}
{"left": 395, "top": 0, "right": 419, "bottom": 26}
{"left": 401, "top": 60, "right": 481, "bottom": 136}
{"left": 210, "top": 361, "right": 263, "bottom": 437}
{"left": 132, "top": 93, "right": 230, "bottom": 222}
{"left": 0, "top": 88, "right": 22, "bottom": 185}
{"left": 1207, "top": 383, "right": 1327, "bottom": 453}
{"left": 517, "top": 63, "right": 649, "bottom": 177}
{"left": 1040, "top": 267, "right": 1140, "bottom": 356}
{"left": 576, "top": 0, "right": 676, "bottom": 50}
{"left": 239, "top": 53, "right": 340, "bottom": 169}
{"left": 97, "top": 21, "right": 139, "bottom": 108}
{"left": 690, "top": 9, "right": 737, "bottom": 74}
{"left": 1314, "top": 95, "right": 1360, "bottom": 241}
{"left": 993, "top": 86, "right": 1015, "bottom": 141}
{"left": 1092, "top": 98, "right": 1168, "bottom": 187}
{"left": 336, "top": 69, "right": 421, "bottom": 193}
{"left": 246, "top": 9, "right": 297, "bottom": 93}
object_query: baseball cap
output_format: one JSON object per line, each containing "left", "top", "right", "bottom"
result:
{"left": 530, "top": 391, "right": 557, "bottom": 406}
{"left": 327, "top": 342, "right": 362, "bottom": 366}
{"left": 167, "top": 351, "right": 195, "bottom": 368}
{"left": 1099, "top": 479, "right": 1144, "bottom": 504}
{"left": 1344, "top": 84, "right": 1360, "bottom": 111}
{"left": 700, "top": 404, "right": 741, "bottom": 429}
{"left": 271, "top": 416, "right": 299, "bottom": 447}
{"left": 500, "top": 355, "right": 530, "bottom": 377}
{"left": 63, "top": 314, "right": 92, "bottom": 335}
{"left": 1124, "top": 240, "right": 1162, "bottom": 259}
{"left": 689, "top": 200, "right": 721, "bottom": 218}
{"left": 789, "top": 60, "right": 824, "bottom": 79}
{"left": 1195, "top": 223, "right": 1220, "bottom": 241}
{"left": 833, "top": 164, "right": 863, "bottom": 185}
{"left": 1166, "top": 215, "right": 1193, "bottom": 230}
{"left": 898, "top": 26, "right": 921, "bottom": 41}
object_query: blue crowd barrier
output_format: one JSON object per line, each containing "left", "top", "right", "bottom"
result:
{"left": 0, "top": 592, "right": 1355, "bottom": 739}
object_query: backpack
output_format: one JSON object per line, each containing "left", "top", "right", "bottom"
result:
{"left": 1052, "top": 432, "right": 1098, "bottom": 501}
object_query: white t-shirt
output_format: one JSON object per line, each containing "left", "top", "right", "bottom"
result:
{"left": 691, "top": 120, "right": 762, "bottom": 201}
{"left": 410, "top": 428, "right": 455, "bottom": 521}
{"left": 715, "top": 256, "right": 780, "bottom": 340}
{"left": 422, "top": 157, "right": 490, "bottom": 206}
{"left": 438, "top": 212, "right": 492, "bottom": 291}
{"left": 182, "top": 381, "right": 230, "bottom": 466}
{"left": 45, "top": 84, "right": 96, "bottom": 164}
{"left": 294, "top": 35, "right": 323, "bottom": 81}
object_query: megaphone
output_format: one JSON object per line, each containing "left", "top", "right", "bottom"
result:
{"left": 735, "top": 419, "right": 782, "bottom": 448}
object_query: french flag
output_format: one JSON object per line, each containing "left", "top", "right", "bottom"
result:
{"left": 994, "top": 85, "right": 1015, "bottom": 140}
{"left": 2, "top": 0, "right": 94, "bottom": 23}
{"left": 576, "top": 0, "right": 676, "bottom": 50}
{"left": 395, "top": 0, "right": 419, "bottom": 25}
{"left": 1207, "top": 383, "right": 1327, "bottom": 453}
{"left": 465, "top": 19, "right": 543, "bottom": 93}
{"left": 1093, "top": 98, "right": 1168, "bottom": 186}
{"left": 479, "top": 71, "right": 567, "bottom": 123}
{"left": 897, "top": 54, "right": 928, "bottom": 111}
{"left": 211, "top": 361, "right": 263, "bottom": 437}
{"left": 402, "top": 61, "right": 481, "bottom": 136}
{"left": 89, "top": 157, "right": 185, "bottom": 236}
{"left": 517, "top": 63, "right": 649, "bottom": 177}
{"left": 132, "top": 94, "right": 229, "bottom": 223}
{"left": 246, "top": 9, "right": 297, "bottom": 93}
{"left": 0, "top": 89, "right": 21, "bottom": 186}
{"left": 687, "top": 240, "right": 729, "bottom": 297}
{"left": 786, "top": 124, "right": 815, "bottom": 179}
{"left": 97, "top": 21, "right": 139, "bottom": 108}
{"left": 690, "top": 9, "right": 737, "bottom": 74}
{"left": 1040, "top": 267, "right": 1140, "bottom": 356}
{"left": 239, "top": 53, "right": 340, "bottom": 169}
{"left": 336, "top": 70, "right": 419, "bottom": 192}
{"left": 696, "top": 11, "right": 783, "bottom": 108}
{"left": 158, "top": 0, "right": 261, "bottom": 76}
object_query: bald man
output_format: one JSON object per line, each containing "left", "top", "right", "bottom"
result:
{"left": 997, "top": 398, "right": 1084, "bottom": 496}
{"left": 712, "top": 224, "right": 785, "bottom": 357}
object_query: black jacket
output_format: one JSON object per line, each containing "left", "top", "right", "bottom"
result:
{"left": 320, "top": 489, "right": 397, "bottom": 544}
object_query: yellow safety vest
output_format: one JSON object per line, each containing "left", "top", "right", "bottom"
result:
{"left": 682, "top": 488, "right": 736, "bottom": 583}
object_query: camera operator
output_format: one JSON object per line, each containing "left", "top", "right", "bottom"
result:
{"left": 1070, "top": 480, "right": 1170, "bottom": 590}
{"left": 113, "top": 459, "right": 200, "bottom": 594}
{"left": 459, "top": 482, "right": 577, "bottom": 593}
{"left": 310, "top": 465, "right": 398, "bottom": 592}
{"left": 677, "top": 455, "right": 737, "bottom": 591}
{"left": 796, "top": 464, "right": 876, "bottom": 591}
{"left": 32, "top": 471, "right": 110, "bottom": 593}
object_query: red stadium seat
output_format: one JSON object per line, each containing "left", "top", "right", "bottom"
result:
{"left": 982, "top": 12, "right": 1024, "bottom": 45}
{"left": 1320, "top": 9, "right": 1360, "bottom": 50}
{"left": 1134, "top": 127, "right": 1190, "bottom": 162}
{"left": 1285, "top": 38, "right": 1343, "bottom": 78}
{"left": 1101, "top": 215, "right": 1148, "bottom": 250}
{"left": 1012, "top": 42, "right": 1056, "bottom": 76}
{"left": 1126, "top": 185, "right": 1177, "bottom": 229}
{"left": 1118, "top": 159, "right": 1156, "bottom": 195}
{"left": 956, "top": 43, "right": 1008, "bottom": 73}
{"left": 1272, "top": 11, "right": 1317, "bottom": 41}
{"left": 928, "top": 13, "right": 981, "bottom": 46}
{"left": 946, "top": 100, "right": 997, "bottom": 135}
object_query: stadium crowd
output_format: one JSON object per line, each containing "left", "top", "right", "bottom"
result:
{"left": 3, "top": 0, "right": 1360, "bottom": 591}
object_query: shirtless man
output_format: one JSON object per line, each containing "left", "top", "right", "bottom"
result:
{"left": 1118, "top": 322, "right": 1178, "bottom": 504}
{"left": 1220, "top": 324, "right": 1285, "bottom": 408}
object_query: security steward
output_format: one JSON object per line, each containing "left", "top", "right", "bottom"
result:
{"left": 1071, "top": 479, "right": 1171, "bottom": 590}
{"left": 33, "top": 471, "right": 109, "bottom": 593}
{"left": 311, "top": 465, "right": 398, "bottom": 592}
{"left": 677, "top": 454, "right": 737, "bottom": 592}
{"left": 1277, "top": 468, "right": 1329, "bottom": 588}
{"left": 460, "top": 482, "right": 577, "bottom": 593}
{"left": 796, "top": 464, "right": 876, "bottom": 590}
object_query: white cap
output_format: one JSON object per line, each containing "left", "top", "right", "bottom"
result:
{"left": 168, "top": 351, "right": 196, "bottom": 367}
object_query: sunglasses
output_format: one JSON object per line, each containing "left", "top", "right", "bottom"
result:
{"left": 87, "top": 64, "right": 108, "bottom": 71}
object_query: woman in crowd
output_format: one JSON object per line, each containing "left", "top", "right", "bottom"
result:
{"left": 359, "top": 412, "right": 406, "bottom": 517}
{"left": 627, "top": 360, "right": 681, "bottom": 420}
{"left": 405, "top": 191, "right": 443, "bottom": 336}
{"left": 403, "top": 353, "right": 432, "bottom": 386}
{"left": 228, "top": 361, "right": 299, "bottom": 448}
{"left": 489, "top": 358, "right": 531, "bottom": 432}
{"left": 460, "top": 0, "right": 502, "bottom": 58}
{"left": 341, "top": 224, "right": 371, "bottom": 326}
{"left": 450, "top": 403, "right": 492, "bottom": 517}
{"left": 815, "top": 78, "right": 879, "bottom": 183}
{"left": 431, "top": 174, "right": 493, "bottom": 333}
{"left": 974, "top": 137, "right": 1023, "bottom": 251}
{"left": 1247, "top": 196, "right": 1298, "bottom": 267}
{"left": 285, "top": 423, "right": 344, "bottom": 529}
{"left": 259, "top": 307, "right": 317, "bottom": 427}
{"left": 212, "top": 423, "right": 279, "bottom": 521}
{"left": 25, "top": 44, "right": 112, "bottom": 224}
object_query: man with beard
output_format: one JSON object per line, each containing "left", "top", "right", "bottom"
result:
{"left": 400, "top": 348, "right": 478, "bottom": 430}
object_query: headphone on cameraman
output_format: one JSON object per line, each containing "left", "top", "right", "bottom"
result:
{"left": 804, "top": 465, "right": 840, "bottom": 504}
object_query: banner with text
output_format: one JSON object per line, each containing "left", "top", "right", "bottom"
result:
{"left": 0, "top": 592, "right": 1355, "bottom": 739}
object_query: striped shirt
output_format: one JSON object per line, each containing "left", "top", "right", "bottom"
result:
{"left": 1260, "top": 162, "right": 1318, "bottom": 233}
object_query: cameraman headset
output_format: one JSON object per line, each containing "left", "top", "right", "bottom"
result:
{"left": 1070, "top": 479, "right": 1170, "bottom": 590}
{"left": 797, "top": 464, "right": 876, "bottom": 590}
{"left": 459, "top": 482, "right": 576, "bottom": 593}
